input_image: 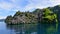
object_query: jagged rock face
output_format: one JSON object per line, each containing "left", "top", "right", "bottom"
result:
{"left": 5, "top": 11, "right": 38, "bottom": 24}
{"left": 5, "top": 8, "right": 58, "bottom": 24}
{"left": 11, "top": 16, "right": 26, "bottom": 24}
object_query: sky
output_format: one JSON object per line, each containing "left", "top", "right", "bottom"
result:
{"left": 0, "top": 0, "right": 60, "bottom": 19}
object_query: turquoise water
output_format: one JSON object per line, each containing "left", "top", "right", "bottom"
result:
{"left": 0, "top": 21, "right": 60, "bottom": 34}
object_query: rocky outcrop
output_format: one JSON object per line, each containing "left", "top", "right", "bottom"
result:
{"left": 5, "top": 8, "right": 58, "bottom": 25}
{"left": 5, "top": 11, "right": 38, "bottom": 24}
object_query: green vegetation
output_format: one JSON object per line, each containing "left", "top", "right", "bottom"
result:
{"left": 5, "top": 15, "right": 13, "bottom": 24}
{"left": 5, "top": 6, "right": 58, "bottom": 24}
{"left": 42, "top": 9, "right": 58, "bottom": 24}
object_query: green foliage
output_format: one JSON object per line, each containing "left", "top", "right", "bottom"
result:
{"left": 5, "top": 15, "right": 12, "bottom": 23}
{"left": 14, "top": 11, "right": 23, "bottom": 16}
{"left": 43, "top": 8, "right": 53, "bottom": 16}
{"left": 5, "top": 8, "right": 58, "bottom": 24}
{"left": 43, "top": 9, "right": 58, "bottom": 23}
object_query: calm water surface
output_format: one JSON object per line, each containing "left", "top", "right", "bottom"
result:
{"left": 0, "top": 21, "right": 60, "bottom": 34}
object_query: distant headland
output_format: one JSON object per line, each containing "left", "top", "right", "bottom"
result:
{"left": 0, "top": 19, "right": 5, "bottom": 22}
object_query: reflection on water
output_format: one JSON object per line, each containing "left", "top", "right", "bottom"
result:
{"left": 6, "top": 23, "right": 58, "bottom": 34}
{"left": 6, "top": 24, "right": 37, "bottom": 34}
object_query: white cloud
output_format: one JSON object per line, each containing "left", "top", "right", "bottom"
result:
{"left": 49, "top": 0, "right": 60, "bottom": 6}
{"left": 0, "top": 16, "right": 6, "bottom": 19}
{"left": 23, "top": 0, "right": 60, "bottom": 11}
{"left": 0, "top": 1, "right": 22, "bottom": 11}
{"left": 0, "top": 0, "right": 60, "bottom": 11}
{"left": 0, "top": 0, "right": 60, "bottom": 19}
{"left": 0, "top": 2, "right": 12, "bottom": 10}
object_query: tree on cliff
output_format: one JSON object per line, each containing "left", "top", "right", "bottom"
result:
{"left": 42, "top": 8, "right": 58, "bottom": 23}
{"left": 5, "top": 8, "right": 58, "bottom": 24}
{"left": 14, "top": 11, "right": 21, "bottom": 16}
{"left": 5, "top": 15, "right": 12, "bottom": 23}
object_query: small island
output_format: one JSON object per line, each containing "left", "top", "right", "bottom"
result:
{"left": 5, "top": 5, "right": 59, "bottom": 25}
